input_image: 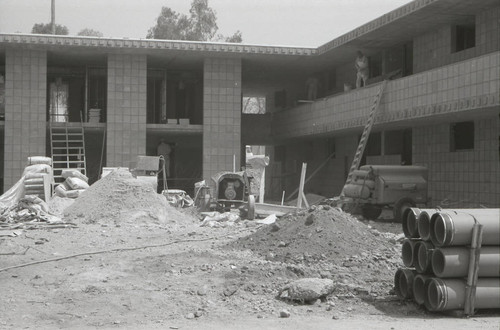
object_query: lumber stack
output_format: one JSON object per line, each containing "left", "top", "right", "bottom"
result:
{"left": 394, "top": 208, "right": 500, "bottom": 315}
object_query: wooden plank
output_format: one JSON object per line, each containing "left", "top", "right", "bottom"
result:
{"left": 297, "top": 163, "right": 307, "bottom": 209}
{"left": 464, "top": 223, "right": 484, "bottom": 316}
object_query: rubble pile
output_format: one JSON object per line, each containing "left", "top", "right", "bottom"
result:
{"left": 63, "top": 168, "right": 197, "bottom": 227}
{"left": 0, "top": 195, "right": 72, "bottom": 230}
{"left": 232, "top": 205, "right": 404, "bottom": 297}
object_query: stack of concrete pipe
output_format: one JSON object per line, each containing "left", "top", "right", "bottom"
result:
{"left": 394, "top": 208, "right": 500, "bottom": 312}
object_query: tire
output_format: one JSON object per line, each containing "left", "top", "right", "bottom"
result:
{"left": 247, "top": 195, "right": 256, "bottom": 220}
{"left": 393, "top": 198, "right": 416, "bottom": 222}
{"left": 362, "top": 205, "right": 382, "bottom": 220}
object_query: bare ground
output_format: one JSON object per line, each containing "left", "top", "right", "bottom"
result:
{"left": 0, "top": 172, "right": 498, "bottom": 329}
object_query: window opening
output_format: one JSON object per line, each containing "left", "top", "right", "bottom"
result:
{"left": 451, "top": 121, "right": 474, "bottom": 151}
{"left": 243, "top": 96, "right": 266, "bottom": 114}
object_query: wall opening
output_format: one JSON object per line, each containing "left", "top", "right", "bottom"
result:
{"left": 242, "top": 96, "right": 266, "bottom": 114}
{"left": 450, "top": 121, "right": 474, "bottom": 151}
{"left": 452, "top": 20, "right": 476, "bottom": 53}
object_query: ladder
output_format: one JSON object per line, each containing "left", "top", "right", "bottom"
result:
{"left": 343, "top": 80, "right": 387, "bottom": 188}
{"left": 50, "top": 124, "right": 87, "bottom": 184}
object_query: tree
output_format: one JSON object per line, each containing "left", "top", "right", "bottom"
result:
{"left": 147, "top": 0, "right": 242, "bottom": 43}
{"left": 77, "top": 28, "right": 103, "bottom": 37}
{"left": 31, "top": 23, "right": 68, "bottom": 35}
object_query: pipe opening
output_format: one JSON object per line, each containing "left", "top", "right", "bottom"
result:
{"left": 416, "top": 242, "right": 429, "bottom": 273}
{"left": 431, "top": 249, "right": 446, "bottom": 277}
{"left": 417, "top": 211, "right": 431, "bottom": 241}
{"left": 404, "top": 208, "right": 420, "bottom": 238}
{"left": 413, "top": 275, "right": 428, "bottom": 305}
{"left": 431, "top": 213, "right": 448, "bottom": 247}
{"left": 426, "top": 279, "right": 446, "bottom": 311}
{"left": 401, "top": 240, "right": 415, "bottom": 267}
{"left": 394, "top": 269, "right": 403, "bottom": 298}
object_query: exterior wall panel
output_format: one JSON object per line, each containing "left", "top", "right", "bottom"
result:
{"left": 202, "top": 58, "right": 242, "bottom": 181}
{"left": 413, "top": 116, "right": 499, "bottom": 207}
{"left": 4, "top": 49, "right": 46, "bottom": 190}
{"left": 106, "top": 53, "right": 147, "bottom": 167}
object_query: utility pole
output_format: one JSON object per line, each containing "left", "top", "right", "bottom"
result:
{"left": 51, "top": 0, "right": 55, "bottom": 34}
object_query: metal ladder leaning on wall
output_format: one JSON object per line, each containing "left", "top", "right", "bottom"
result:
{"left": 341, "top": 80, "right": 388, "bottom": 193}
{"left": 50, "top": 123, "right": 87, "bottom": 184}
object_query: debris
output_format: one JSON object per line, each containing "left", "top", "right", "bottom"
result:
{"left": 256, "top": 214, "right": 277, "bottom": 225}
{"left": 279, "top": 278, "right": 335, "bottom": 303}
{"left": 200, "top": 212, "right": 240, "bottom": 227}
{"left": 279, "top": 310, "right": 291, "bottom": 318}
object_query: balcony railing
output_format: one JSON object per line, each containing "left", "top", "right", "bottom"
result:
{"left": 272, "top": 51, "right": 500, "bottom": 139}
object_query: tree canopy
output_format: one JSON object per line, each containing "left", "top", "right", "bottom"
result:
{"left": 77, "top": 28, "right": 103, "bottom": 37}
{"left": 31, "top": 23, "right": 69, "bottom": 35}
{"left": 146, "top": 0, "right": 242, "bottom": 43}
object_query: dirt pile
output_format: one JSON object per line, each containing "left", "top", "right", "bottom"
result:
{"left": 232, "top": 205, "right": 403, "bottom": 297}
{"left": 236, "top": 205, "right": 398, "bottom": 264}
{"left": 63, "top": 168, "right": 197, "bottom": 227}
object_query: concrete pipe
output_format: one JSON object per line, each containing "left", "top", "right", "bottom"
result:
{"left": 424, "top": 278, "right": 500, "bottom": 312}
{"left": 401, "top": 239, "right": 420, "bottom": 267}
{"left": 394, "top": 268, "right": 417, "bottom": 299}
{"left": 412, "top": 274, "right": 432, "bottom": 305}
{"left": 417, "top": 210, "right": 433, "bottom": 241}
{"left": 431, "top": 246, "right": 500, "bottom": 278}
{"left": 404, "top": 208, "right": 442, "bottom": 239}
{"left": 403, "top": 207, "right": 420, "bottom": 238}
{"left": 415, "top": 241, "right": 434, "bottom": 274}
{"left": 430, "top": 209, "right": 500, "bottom": 247}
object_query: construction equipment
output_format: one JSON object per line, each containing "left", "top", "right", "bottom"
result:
{"left": 342, "top": 165, "right": 428, "bottom": 221}
{"left": 209, "top": 171, "right": 256, "bottom": 219}
{"left": 50, "top": 124, "right": 87, "bottom": 184}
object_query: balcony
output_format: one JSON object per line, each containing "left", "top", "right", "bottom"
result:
{"left": 272, "top": 51, "right": 500, "bottom": 139}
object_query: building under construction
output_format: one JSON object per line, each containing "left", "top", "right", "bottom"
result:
{"left": 0, "top": 0, "right": 498, "bottom": 207}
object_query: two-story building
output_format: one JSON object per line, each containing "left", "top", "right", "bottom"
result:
{"left": 0, "top": 0, "right": 498, "bottom": 207}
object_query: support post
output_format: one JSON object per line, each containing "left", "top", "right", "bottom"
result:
{"left": 297, "top": 163, "right": 308, "bottom": 209}
{"left": 464, "top": 223, "right": 483, "bottom": 316}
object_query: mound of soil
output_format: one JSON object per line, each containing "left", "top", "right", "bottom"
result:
{"left": 235, "top": 206, "right": 397, "bottom": 264}
{"left": 63, "top": 168, "right": 196, "bottom": 227}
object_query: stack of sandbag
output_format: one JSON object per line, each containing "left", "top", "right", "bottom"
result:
{"left": 54, "top": 169, "right": 89, "bottom": 199}
{"left": 23, "top": 156, "right": 53, "bottom": 201}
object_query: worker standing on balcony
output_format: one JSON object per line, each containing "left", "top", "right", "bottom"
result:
{"left": 306, "top": 75, "right": 319, "bottom": 100}
{"left": 355, "top": 51, "right": 369, "bottom": 88}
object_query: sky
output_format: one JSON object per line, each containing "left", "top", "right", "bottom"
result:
{"left": 0, "top": 0, "right": 412, "bottom": 47}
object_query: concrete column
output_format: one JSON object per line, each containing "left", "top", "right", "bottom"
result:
{"left": 4, "top": 49, "right": 47, "bottom": 190}
{"left": 202, "top": 58, "right": 242, "bottom": 182}
{"left": 106, "top": 53, "right": 147, "bottom": 167}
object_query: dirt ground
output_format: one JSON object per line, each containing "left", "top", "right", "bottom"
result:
{"left": 0, "top": 170, "right": 499, "bottom": 329}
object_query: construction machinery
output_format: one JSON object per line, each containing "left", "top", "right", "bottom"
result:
{"left": 342, "top": 165, "right": 428, "bottom": 221}
{"left": 339, "top": 80, "right": 428, "bottom": 221}
{"left": 206, "top": 171, "right": 256, "bottom": 219}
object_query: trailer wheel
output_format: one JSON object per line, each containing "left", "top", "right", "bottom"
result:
{"left": 393, "top": 198, "right": 416, "bottom": 222}
{"left": 247, "top": 195, "right": 256, "bottom": 220}
{"left": 362, "top": 205, "right": 382, "bottom": 220}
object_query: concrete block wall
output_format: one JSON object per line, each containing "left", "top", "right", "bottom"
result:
{"left": 203, "top": 58, "right": 242, "bottom": 181}
{"left": 106, "top": 53, "right": 147, "bottom": 167}
{"left": 4, "top": 49, "right": 46, "bottom": 189}
{"left": 272, "top": 51, "right": 500, "bottom": 139}
{"left": 413, "top": 116, "right": 500, "bottom": 208}
{"left": 413, "top": 5, "right": 500, "bottom": 73}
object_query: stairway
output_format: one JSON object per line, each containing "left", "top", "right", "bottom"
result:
{"left": 343, "top": 80, "right": 388, "bottom": 188}
{"left": 50, "top": 124, "right": 87, "bottom": 184}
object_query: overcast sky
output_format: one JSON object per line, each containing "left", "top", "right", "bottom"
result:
{"left": 0, "top": 0, "right": 411, "bottom": 47}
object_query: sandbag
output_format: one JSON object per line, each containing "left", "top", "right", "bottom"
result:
{"left": 54, "top": 184, "right": 68, "bottom": 198}
{"left": 27, "top": 156, "right": 52, "bottom": 166}
{"left": 61, "top": 169, "right": 89, "bottom": 183}
{"left": 66, "top": 189, "right": 85, "bottom": 199}
{"left": 24, "top": 184, "right": 44, "bottom": 190}
{"left": 25, "top": 173, "right": 46, "bottom": 180}
{"left": 24, "top": 178, "right": 44, "bottom": 185}
{"left": 23, "top": 164, "right": 51, "bottom": 176}
{"left": 65, "top": 177, "right": 89, "bottom": 190}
